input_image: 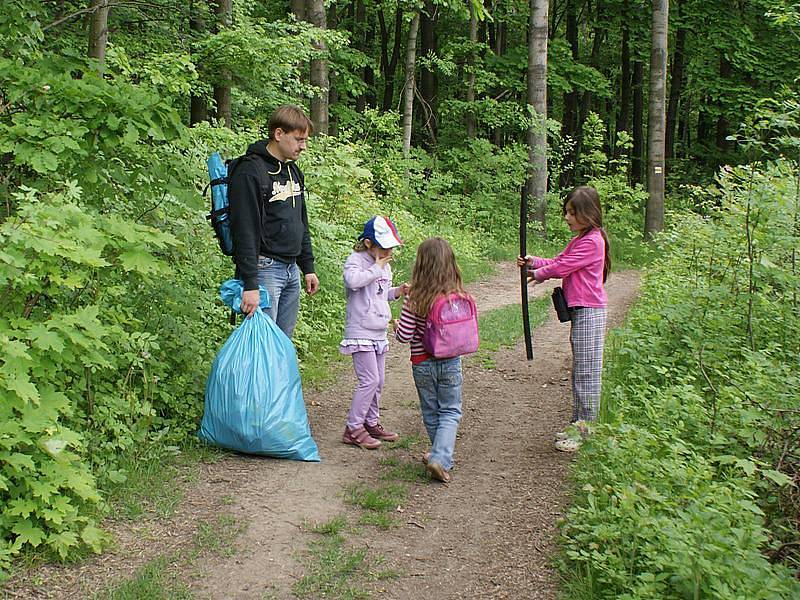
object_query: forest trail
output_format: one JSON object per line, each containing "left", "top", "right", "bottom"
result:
{"left": 3, "top": 264, "right": 640, "bottom": 600}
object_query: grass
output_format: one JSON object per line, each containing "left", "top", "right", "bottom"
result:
{"left": 292, "top": 527, "right": 371, "bottom": 600}
{"left": 384, "top": 433, "right": 421, "bottom": 451}
{"left": 91, "top": 556, "right": 193, "bottom": 600}
{"left": 104, "top": 439, "right": 224, "bottom": 520}
{"left": 473, "top": 298, "right": 550, "bottom": 367}
{"left": 190, "top": 514, "right": 244, "bottom": 560}
{"left": 91, "top": 511, "right": 244, "bottom": 599}
{"left": 377, "top": 457, "right": 428, "bottom": 483}
{"left": 345, "top": 483, "right": 406, "bottom": 513}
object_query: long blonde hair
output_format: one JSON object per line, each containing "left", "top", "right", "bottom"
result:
{"left": 408, "top": 238, "right": 465, "bottom": 317}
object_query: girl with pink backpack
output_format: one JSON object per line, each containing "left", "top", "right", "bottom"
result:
{"left": 395, "top": 238, "right": 478, "bottom": 483}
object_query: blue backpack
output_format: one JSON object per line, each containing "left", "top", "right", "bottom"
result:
{"left": 205, "top": 152, "right": 265, "bottom": 256}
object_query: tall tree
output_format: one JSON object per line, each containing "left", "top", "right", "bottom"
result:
{"left": 291, "top": 0, "right": 306, "bottom": 20}
{"left": 665, "top": 0, "right": 686, "bottom": 159}
{"left": 402, "top": 14, "right": 421, "bottom": 157}
{"left": 212, "top": 0, "right": 233, "bottom": 128}
{"left": 527, "top": 0, "right": 549, "bottom": 235}
{"left": 189, "top": 0, "right": 208, "bottom": 125}
{"left": 87, "top": 0, "right": 110, "bottom": 72}
{"left": 308, "top": 0, "right": 329, "bottom": 134}
{"left": 645, "top": 0, "right": 668, "bottom": 238}
{"left": 631, "top": 59, "right": 644, "bottom": 183}
{"left": 465, "top": 0, "right": 478, "bottom": 138}
{"left": 379, "top": 7, "right": 403, "bottom": 111}
{"left": 419, "top": 1, "right": 438, "bottom": 147}
{"left": 615, "top": 0, "right": 632, "bottom": 160}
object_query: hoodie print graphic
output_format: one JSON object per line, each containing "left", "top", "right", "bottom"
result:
{"left": 269, "top": 179, "right": 302, "bottom": 205}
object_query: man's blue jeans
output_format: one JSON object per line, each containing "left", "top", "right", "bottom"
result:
{"left": 411, "top": 357, "right": 463, "bottom": 471}
{"left": 257, "top": 256, "right": 301, "bottom": 338}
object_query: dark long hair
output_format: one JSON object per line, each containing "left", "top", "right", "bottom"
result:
{"left": 563, "top": 186, "right": 611, "bottom": 283}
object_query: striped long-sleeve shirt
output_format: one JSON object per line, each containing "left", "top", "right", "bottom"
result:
{"left": 394, "top": 300, "right": 431, "bottom": 364}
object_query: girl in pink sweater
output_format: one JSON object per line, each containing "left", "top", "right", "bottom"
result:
{"left": 518, "top": 186, "right": 611, "bottom": 452}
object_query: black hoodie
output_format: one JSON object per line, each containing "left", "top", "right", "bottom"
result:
{"left": 228, "top": 140, "right": 315, "bottom": 291}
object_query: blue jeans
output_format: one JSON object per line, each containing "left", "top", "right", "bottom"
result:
{"left": 257, "top": 256, "right": 301, "bottom": 338}
{"left": 411, "top": 357, "right": 463, "bottom": 471}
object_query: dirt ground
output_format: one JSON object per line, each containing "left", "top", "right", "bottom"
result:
{"left": 2, "top": 263, "right": 640, "bottom": 600}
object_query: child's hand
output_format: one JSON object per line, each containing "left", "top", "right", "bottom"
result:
{"left": 391, "top": 319, "right": 400, "bottom": 332}
{"left": 516, "top": 255, "right": 533, "bottom": 268}
{"left": 376, "top": 254, "right": 393, "bottom": 268}
{"left": 397, "top": 282, "right": 410, "bottom": 297}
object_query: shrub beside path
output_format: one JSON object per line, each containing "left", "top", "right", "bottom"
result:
{"left": 2, "top": 263, "right": 640, "bottom": 599}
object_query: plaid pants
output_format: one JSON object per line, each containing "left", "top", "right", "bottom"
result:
{"left": 569, "top": 307, "right": 607, "bottom": 422}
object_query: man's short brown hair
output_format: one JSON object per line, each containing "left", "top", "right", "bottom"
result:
{"left": 268, "top": 105, "right": 314, "bottom": 139}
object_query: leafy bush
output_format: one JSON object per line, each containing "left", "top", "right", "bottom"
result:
{"left": 559, "top": 159, "right": 800, "bottom": 598}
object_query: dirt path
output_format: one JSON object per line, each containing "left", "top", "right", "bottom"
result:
{"left": 2, "top": 264, "right": 640, "bottom": 600}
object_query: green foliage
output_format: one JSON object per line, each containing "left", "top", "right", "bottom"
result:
{"left": 559, "top": 159, "right": 800, "bottom": 598}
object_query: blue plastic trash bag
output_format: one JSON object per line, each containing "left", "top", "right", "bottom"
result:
{"left": 198, "top": 279, "right": 320, "bottom": 461}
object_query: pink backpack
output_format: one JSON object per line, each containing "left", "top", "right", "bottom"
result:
{"left": 422, "top": 293, "right": 479, "bottom": 359}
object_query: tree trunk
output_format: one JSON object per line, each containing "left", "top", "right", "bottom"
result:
{"left": 327, "top": 2, "right": 338, "bottom": 135}
{"left": 465, "top": 2, "right": 478, "bottom": 138}
{"left": 665, "top": 22, "right": 686, "bottom": 160}
{"left": 715, "top": 53, "right": 732, "bottom": 155}
{"left": 380, "top": 7, "right": 403, "bottom": 111}
{"left": 87, "top": 0, "right": 110, "bottom": 72}
{"left": 291, "top": 0, "right": 306, "bottom": 21}
{"left": 578, "top": 1, "right": 605, "bottom": 125}
{"left": 419, "top": 0, "right": 438, "bottom": 148}
{"left": 355, "top": 0, "right": 369, "bottom": 112}
{"left": 402, "top": 14, "right": 420, "bottom": 158}
{"left": 562, "top": 0, "right": 579, "bottom": 145}
{"left": 615, "top": 0, "right": 631, "bottom": 155}
{"left": 527, "top": 0, "right": 549, "bottom": 237}
{"left": 308, "top": 0, "right": 329, "bottom": 135}
{"left": 632, "top": 59, "right": 644, "bottom": 184}
{"left": 189, "top": 0, "right": 208, "bottom": 125}
{"left": 212, "top": 0, "right": 232, "bottom": 128}
{"left": 645, "top": 0, "right": 668, "bottom": 239}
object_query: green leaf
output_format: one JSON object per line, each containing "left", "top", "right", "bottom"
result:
{"left": 12, "top": 520, "right": 46, "bottom": 548}
{"left": 6, "top": 498, "right": 37, "bottom": 518}
{"left": 118, "top": 248, "right": 161, "bottom": 274}
{"left": 735, "top": 459, "right": 757, "bottom": 476}
{"left": 762, "top": 469, "right": 793, "bottom": 487}
{"left": 27, "top": 324, "right": 64, "bottom": 353}
{"left": 47, "top": 531, "right": 79, "bottom": 559}
{"left": 29, "top": 150, "right": 58, "bottom": 173}
{"left": 2, "top": 373, "right": 40, "bottom": 403}
{"left": 80, "top": 524, "right": 107, "bottom": 553}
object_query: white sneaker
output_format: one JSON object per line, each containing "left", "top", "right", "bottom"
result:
{"left": 555, "top": 438, "right": 581, "bottom": 452}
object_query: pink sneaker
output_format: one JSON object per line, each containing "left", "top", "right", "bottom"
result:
{"left": 364, "top": 422, "right": 399, "bottom": 442}
{"left": 342, "top": 426, "right": 381, "bottom": 450}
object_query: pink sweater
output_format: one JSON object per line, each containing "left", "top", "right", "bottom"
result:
{"left": 531, "top": 228, "right": 607, "bottom": 308}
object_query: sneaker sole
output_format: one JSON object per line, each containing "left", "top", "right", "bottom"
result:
{"left": 342, "top": 438, "right": 381, "bottom": 450}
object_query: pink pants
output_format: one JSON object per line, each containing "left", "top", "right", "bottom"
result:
{"left": 346, "top": 350, "right": 386, "bottom": 430}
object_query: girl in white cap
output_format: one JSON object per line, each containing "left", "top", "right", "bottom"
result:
{"left": 340, "top": 216, "right": 409, "bottom": 449}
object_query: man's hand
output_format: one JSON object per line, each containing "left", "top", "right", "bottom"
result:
{"left": 241, "top": 289, "right": 260, "bottom": 317}
{"left": 305, "top": 273, "right": 320, "bottom": 295}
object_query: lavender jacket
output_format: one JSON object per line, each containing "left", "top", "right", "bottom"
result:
{"left": 343, "top": 250, "right": 400, "bottom": 340}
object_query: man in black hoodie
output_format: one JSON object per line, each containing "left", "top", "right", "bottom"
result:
{"left": 228, "top": 105, "right": 320, "bottom": 337}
